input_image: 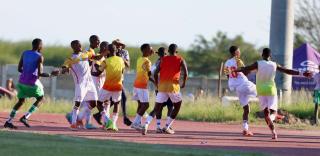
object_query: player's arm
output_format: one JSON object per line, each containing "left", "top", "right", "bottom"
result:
{"left": 91, "top": 60, "right": 105, "bottom": 76}
{"left": 17, "top": 55, "right": 23, "bottom": 73}
{"left": 154, "top": 61, "right": 161, "bottom": 89}
{"left": 276, "top": 64, "right": 311, "bottom": 77}
{"left": 180, "top": 59, "right": 188, "bottom": 89}
{"left": 123, "top": 51, "right": 130, "bottom": 68}
{"left": 37, "top": 56, "right": 51, "bottom": 77}
{"left": 235, "top": 62, "right": 258, "bottom": 73}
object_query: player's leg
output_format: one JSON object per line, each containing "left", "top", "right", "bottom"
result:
{"left": 110, "top": 101, "right": 120, "bottom": 131}
{"left": 163, "top": 93, "right": 183, "bottom": 134}
{"left": 131, "top": 88, "right": 142, "bottom": 129}
{"left": 4, "top": 98, "right": 25, "bottom": 129}
{"left": 70, "top": 101, "right": 81, "bottom": 130}
{"left": 313, "top": 90, "right": 319, "bottom": 125}
{"left": 142, "top": 92, "right": 168, "bottom": 135}
{"left": 20, "top": 96, "right": 44, "bottom": 128}
{"left": 121, "top": 89, "right": 132, "bottom": 126}
{"left": 155, "top": 103, "right": 165, "bottom": 133}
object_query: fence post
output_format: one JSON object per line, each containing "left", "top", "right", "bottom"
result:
{"left": 51, "top": 76, "right": 57, "bottom": 100}
{"left": 2, "top": 65, "right": 7, "bottom": 87}
{"left": 218, "top": 62, "right": 224, "bottom": 98}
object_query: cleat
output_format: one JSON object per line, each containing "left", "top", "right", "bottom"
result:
{"left": 111, "top": 124, "right": 119, "bottom": 132}
{"left": 19, "top": 116, "right": 30, "bottom": 128}
{"left": 65, "top": 113, "right": 72, "bottom": 124}
{"left": 104, "top": 120, "right": 114, "bottom": 130}
{"left": 163, "top": 127, "right": 175, "bottom": 134}
{"left": 76, "top": 120, "right": 84, "bottom": 129}
{"left": 4, "top": 121, "right": 17, "bottom": 129}
{"left": 275, "top": 114, "right": 285, "bottom": 121}
{"left": 142, "top": 124, "right": 149, "bottom": 135}
{"left": 124, "top": 116, "right": 132, "bottom": 126}
{"left": 85, "top": 123, "right": 97, "bottom": 129}
{"left": 156, "top": 127, "right": 163, "bottom": 133}
{"left": 70, "top": 124, "right": 78, "bottom": 131}
{"left": 131, "top": 123, "right": 142, "bottom": 131}
{"left": 242, "top": 130, "right": 254, "bottom": 137}
{"left": 93, "top": 113, "right": 102, "bottom": 125}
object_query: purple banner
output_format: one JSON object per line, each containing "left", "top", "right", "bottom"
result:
{"left": 292, "top": 43, "right": 320, "bottom": 90}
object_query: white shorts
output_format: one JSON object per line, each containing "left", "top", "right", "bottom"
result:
{"left": 258, "top": 96, "right": 278, "bottom": 111}
{"left": 92, "top": 76, "right": 105, "bottom": 92}
{"left": 236, "top": 81, "right": 257, "bottom": 106}
{"left": 156, "top": 92, "right": 182, "bottom": 103}
{"left": 98, "top": 89, "right": 122, "bottom": 103}
{"left": 132, "top": 87, "right": 149, "bottom": 103}
{"left": 74, "top": 81, "right": 98, "bottom": 102}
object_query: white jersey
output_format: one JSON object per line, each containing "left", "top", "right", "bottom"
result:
{"left": 224, "top": 58, "right": 249, "bottom": 91}
{"left": 91, "top": 57, "right": 106, "bottom": 91}
{"left": 69, "top": 53, "right": 93, "bottom": 85}
{"left": 313, "top": 73, "right": 320, "bottom": 90}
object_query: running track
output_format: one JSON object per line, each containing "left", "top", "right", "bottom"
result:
{"left": 0, "top": 112, "right": 319, "bottom": 156}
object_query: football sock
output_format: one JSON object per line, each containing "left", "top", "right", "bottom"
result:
{"left": 7, "top": 109, "right": 17, "bottom": 123}
{"left": 112, "top": 113, "right": 119, "bottom": 124}
{"left": 25, "top": 105, "right": 37, "bottom": 119}
{"left": 145, "top": 115, "right": 153, "bottom": 125}
{"left": 165, "top": 117, "right": 174, "bottom": 129}
{"left": 156, "top": 119, "right": 161, "bottom": 128}
{"left": 71, "top": 107, "right": 79, "bottom": 125}
{"left": 133, "top": 114, "right": 142, "bottom": 124}
{"left": 243, "top": 120, "right": 249, "bottom": 131}
{"left": 270, "top": 114, "right": 276, "bottom": 121}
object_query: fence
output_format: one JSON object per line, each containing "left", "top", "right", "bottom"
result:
{"left": 1, "top": 64, "right": 228, "bottom": 100}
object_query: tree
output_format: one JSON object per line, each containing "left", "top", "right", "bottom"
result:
{"left": 185, "top": 32, "right": 259, "bottom": 76}
{"left": 295, "top": 0, "right": 320, "bottom": 50}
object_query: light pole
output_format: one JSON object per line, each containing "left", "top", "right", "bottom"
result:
{"left": 269, "top": 0, "right": 295, "bottom": 101}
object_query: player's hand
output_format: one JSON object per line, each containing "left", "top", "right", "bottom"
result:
{"left": 303, "top": 71, "right": 313, "bottom": 78}
{"left": 50, "top": 69, "right": 60, "bottom": 76}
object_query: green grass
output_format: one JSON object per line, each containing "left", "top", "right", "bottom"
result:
{"left": 0, "top": 131, "right": 263, "bottom": 156}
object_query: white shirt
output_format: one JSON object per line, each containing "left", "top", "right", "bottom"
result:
{"left": 224, "top": 58, "right": 249, "bottom": 91}
{"left": 69, "top": 53, "right": 93, "bottom": 85}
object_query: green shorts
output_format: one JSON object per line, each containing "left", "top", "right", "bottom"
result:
{"left": 313, "top": 90, "right": 320, "bottom": 105}
{"left": 17, "top": 81, "right": 44, "bottom": 99}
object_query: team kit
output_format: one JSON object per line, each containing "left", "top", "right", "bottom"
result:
{"left": 2, "top": 35, "right": 313, "bottom": 139}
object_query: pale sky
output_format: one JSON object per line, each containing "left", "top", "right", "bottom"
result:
{"left": 0, "top": 0, "right": 271, "bottom": 49}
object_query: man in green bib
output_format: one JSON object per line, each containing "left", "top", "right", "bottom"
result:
{"left": 235, "top": 48, "right": 310, "bottom": 140}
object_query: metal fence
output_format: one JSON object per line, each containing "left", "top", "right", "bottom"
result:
{"left": 1, "top": 64, "right": 228, "bottom": 100}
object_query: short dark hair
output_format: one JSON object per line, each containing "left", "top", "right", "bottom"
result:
{"left": 229, "top": 46, "right": 238, "bottom": 55}
{"left": 70, "top": 40, "right": 80, "bottom": 46}
{"left": 168, "top": 44, "right": 178, "bottom": 53}
{"left": 262, "top": 48, "right": 271, "bottom": 57}
{"left": 32, "top": 38, "right": 42, "bottom": 48}
{"left": 108, "top": 44, "right": 116, "bottom": 53}
{"left": 158, "top": 47, "right": 166, "bottom": 56}
{"left": 89, "top": 35, "right": 99, "bottom": 43}
{"left": 100, "top": 41, "right": 109, "bottom": 47}
{"left": 140, "top": 43, "right": 150, "bottom": 52}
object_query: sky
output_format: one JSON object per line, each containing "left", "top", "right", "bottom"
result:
{"left": 0, "top": 0, "right": 271, "bottom": 49}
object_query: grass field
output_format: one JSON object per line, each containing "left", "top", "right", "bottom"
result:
{"left": 0, "top": 130, "right": 263, "bottom": 156}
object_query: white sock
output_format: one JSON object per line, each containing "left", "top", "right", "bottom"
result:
{"left": 145, "top": 115, "right": 153, "bottom": 125}
{"left": 156, "top": 119, "right": 161, "bottom": 128}
{"left": 165, "top": 117, "right": 174, "bottom": 128}
{"left": 85, "top": 108, "right": 92, "bottom": 125}
{"left": 133, "top": 114, "right": 142, "bottom": 124}
{"left": 270, "top": 114, "right": 276, "bottom": 121}
{"left": 71, "top": 107, "right": 79, "bottom": 125}
{"left": 105, "top": 104, "right": 110, "bottom": 118}
{"left": 243, "top": 120, "right": 249, "bottom": 131}
{"left": 101, "top": 111, "right": 109, "bottom": 124}
{"left": 112, "top": 113, "right": 119, "bottom": 125}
